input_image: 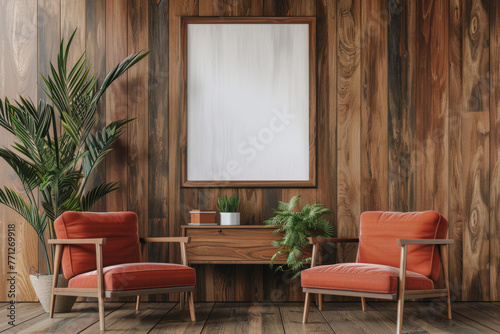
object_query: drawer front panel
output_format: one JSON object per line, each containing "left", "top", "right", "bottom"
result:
{"left": 183, "top": 227, "right": 288, "bottom": 264}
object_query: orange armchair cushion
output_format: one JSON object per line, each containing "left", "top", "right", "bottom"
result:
{"left": 357, "top": 211, "right": 448, "bottom": 281}
{"left": 68, "top": 263, "right": 196, "bottom": 291}
{"left": 54, "top": 212, "right": 142, "bottom": 279}
{"left": 301, "top": 263, "right": 434, "bottom": 294}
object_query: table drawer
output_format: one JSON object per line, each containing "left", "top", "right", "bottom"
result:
{"left": 182, "top": 226, "right": 288, "bottom": 264}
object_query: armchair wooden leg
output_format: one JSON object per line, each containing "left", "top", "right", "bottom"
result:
{"left": 136, "top": 295, "right": 140, "bottom": 311}
{"left": 188, "top": 291, "right": 196, "bottom": 321}
{"left": 98, "top": 295, "right": 105, "bottom": 331}
{"left": 318, "top": 293, "right": 323, "bottom": 311}
{"left": 50, "top": 244, "right": 62, "bottom": 318}
{"left": 396, "top": 245, "right": 408, "bottom": 334}
{"left": 361, "top": 297, "right": 366, "bottom": 311}
{"left": 440, "top": 244, "right": 452, "bottom": 320}
{"left": 302, "top": 292, "right": 311, "bottom": 324}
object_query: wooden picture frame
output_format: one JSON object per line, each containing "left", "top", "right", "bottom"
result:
{"left": 181, "top": 17, "right": 316, "bottom": 187}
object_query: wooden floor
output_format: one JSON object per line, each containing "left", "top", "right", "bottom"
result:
{"left": 1, "top": 301, "right": 499, "bottom": 333}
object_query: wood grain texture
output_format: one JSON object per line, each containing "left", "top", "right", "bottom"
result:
{"left": 360, "top": 0, "right": 388, "bottom": 213}
{"left": 336, "top": 0, "right": 361, "bottom": 264}
{"left": 0, "top": 0, "right": 39, "bottom": 302}
{"left": 127, "top": 0, "right": 149, "bottom": 238}
{"left": 85, "top": 0, "right": 107, "bottom": 213}
{"left": 461, "top": 0, "right": 490, "bottom": 301}
{"left": 148, "top": 0, "right": 169, "bottom": 223}
{"left": 490, "top": 0, "right": 500, "bottom": 302}
{"left": 316, "top": 0, "right": 336, "bottom": 234}
{"left": 449, "top": 0, "right": 465, "bottom": 301}
{"left": 61, "top": 0, "right": 85, "bottom": 66}
{"left": 415, "top": 0, "right": 449, "bottom": 213}
{"left": 388, "top": 0, "right": 417, "bottom": 212}
{"left": 105, "top": 0, "right": 128, "bottom": 212}
{"left": 204, "top": 302, "right": 284, "bottom": 333}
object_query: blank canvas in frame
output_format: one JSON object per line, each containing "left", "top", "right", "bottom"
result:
{"left": 183, "top": 17, "right": 316, "bottom": 187}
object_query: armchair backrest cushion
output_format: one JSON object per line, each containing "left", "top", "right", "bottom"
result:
{"left": 54, "top": 211, "right": 142, "bottom": 279}
{"left": 356, "top": 211, "right": 448, "bottom": 281}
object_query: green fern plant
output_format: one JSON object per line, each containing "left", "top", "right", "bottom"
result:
{"left": 216, "top": 195, "right": 240, "bottom": 212}
{"left": 265, "top": 195, "right": 333, "bottom": 279}
{"left": 0, "top": 30, "right": 149, "bottom": 274}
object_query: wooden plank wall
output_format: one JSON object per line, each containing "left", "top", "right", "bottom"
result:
{"left": 0, "top": 0, "right": 498, "bottom": 302}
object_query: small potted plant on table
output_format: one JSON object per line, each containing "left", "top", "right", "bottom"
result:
{"left": 265, "top": 195, "right": 333, "bottom": 279}
{"left": 217, "top": 195, "right": 240, "bottom": 225}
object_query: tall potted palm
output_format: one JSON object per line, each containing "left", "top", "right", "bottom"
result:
{"left": 0, "top": 31, "right": 148, "bottom": 312}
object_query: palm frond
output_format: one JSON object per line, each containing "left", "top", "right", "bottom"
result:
{"left": 80, "top": 182, "right": 121, "bottom": 211}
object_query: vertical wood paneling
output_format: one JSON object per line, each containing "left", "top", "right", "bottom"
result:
{"left": 415, "top": 0, "right": 449, "bottom": 214}
{"left": 148, "top": 0, "right": 169, "bottom": 222}
{"left": 388, "top": 0, "right": 417, "bottom": 212}
{"left": 316, "top": 0, "right": 336, "bottom": 228}
{"left": 148, "top": 0, "right": 170, "bottom": 301}
{"left": 2, "top": 0, "right": 499, "bottom": 303}
{"left": 490, "top": 0, "right": 500, "bottom": 302}
{"left": 127, "top": 0, "right": 149, "bottom": 238}
{"left": 336, "top": 0, "right": 361, "bottom": 263}
{"left": 85, "top": 0, "right": 107, "bottom": 212}
{"left": 461, "top": 0, "right": 490, "bottom": 301}
{"left": 61, "top": 0, "right": 86, "bottom": 65}
{"left": 449, "top": 0, "right": 465, "bottom": 301}
{"left": 37, "top": 0, "right": 61, "bottom": 275}
{"left": 360, "top": 0, "right": 388, "bottom": 212}
{"left": 0, "top": 0, "right": 38, "bottom": 302}
{"left": 105, "top": 0, "right": 128, "bottom": 212}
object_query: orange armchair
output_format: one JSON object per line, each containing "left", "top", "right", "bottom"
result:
{"left": 301, "top": 211, "right": 453, "bottom": 334}
{"left": 48, "top": 211, "right": 196, "bottom": 331}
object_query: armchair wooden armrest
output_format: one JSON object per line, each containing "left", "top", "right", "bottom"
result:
{"left": 397, "top": 239, "right": 454, "bottom": 246}
{"left": 308, "top": 237, "right": 359, "bottom": 244}
{"left": 48, "top": 238, "right": 107, "bottom": 245}
{"left": 140, "top": 237, "right": 191, "bottom": 244}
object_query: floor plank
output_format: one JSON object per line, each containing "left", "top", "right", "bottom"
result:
{"left": 14, "top": 302, "right": 125, "bottom": 334}
{"left": 368, "top": 301, "right": 430, "bottom": 333}
{"left": 202, "top": 302, "right": 284, "bottom": 334}
{"left": 371, "top": 301, "right": 498, "bottom": 334}
{"left": 0, "top": 302, "right": 45, "bottom": 332}
{"left": 452, "top": 302, "right": 500, "bottom": 332}
{"left": 4, "top": 301, "right": 499, "bottom": 333}
{"left": 279, "top": 302, "right": 333, "bottom": 334}
{"left": 149, "top": 302, "right": 213, "bottom": 334}
{"left": 321, "top": 302, "right": 397, "bottom": 334}
{"left": 78, "top": 302, "right": 168, "bottom": 333}
{"left": 121, "top": 302, "right": 177, "bottom": 333}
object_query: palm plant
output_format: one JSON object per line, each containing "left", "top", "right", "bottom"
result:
{"left": 265, "top": 195, "right": 333, "bottom": 279}
{"left": 0, "top": 31, "right": 149, "bottom": 274}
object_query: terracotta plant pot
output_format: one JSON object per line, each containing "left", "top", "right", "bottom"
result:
{"left": 30, "top": 274, "right": 77, "bottom": 313}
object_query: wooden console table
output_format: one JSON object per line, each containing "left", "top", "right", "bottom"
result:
{"left": 181, "top": 225, "right": 289, "bottom": 264}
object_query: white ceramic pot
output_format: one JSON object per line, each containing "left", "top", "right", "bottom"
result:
{"left": 30, "top": 274, "right": 77, "bottom": 313}
{"left": 220, "top": 212, "right": 240, "bottom": 225}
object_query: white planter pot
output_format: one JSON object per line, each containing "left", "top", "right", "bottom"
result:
{"left": 30, "top": 274, "right": 77, "bottom": 313}
{"left": 220, "top": 212, "right": 240, "bottom": 225}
